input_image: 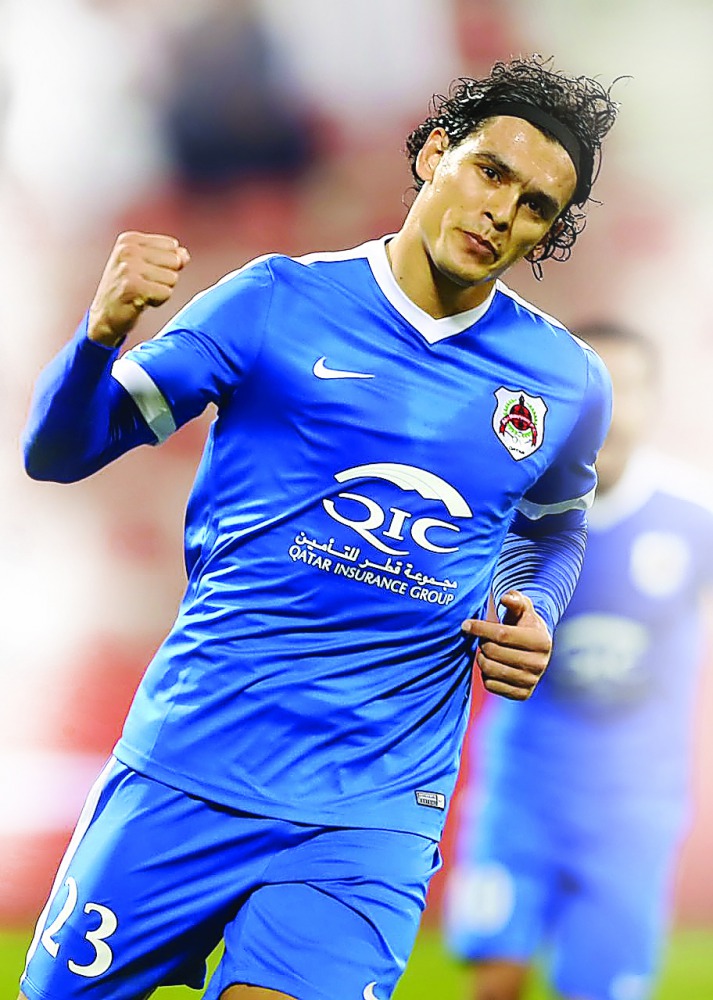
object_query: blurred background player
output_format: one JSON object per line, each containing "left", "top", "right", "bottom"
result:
{"left": 444, "top": 320, "right": 713, "bottom": 1000}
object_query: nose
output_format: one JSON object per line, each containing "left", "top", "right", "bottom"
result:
{"left": 484, "top": 187, "right": 518, "bottom": 232}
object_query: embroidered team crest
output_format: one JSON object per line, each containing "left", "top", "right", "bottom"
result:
{"left": 492, "top": 387, "right": 547, "bottom": 460}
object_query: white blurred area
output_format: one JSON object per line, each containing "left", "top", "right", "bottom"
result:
{"left": 0, "top": 0, "right": 711, "bottom": 931}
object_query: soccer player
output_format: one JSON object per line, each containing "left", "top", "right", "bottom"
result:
{"left": 444, "top": 322, "right": 713, "bottom": 1000}
{"left": 19, "top": 57, "right": 618, "bottom": 1000}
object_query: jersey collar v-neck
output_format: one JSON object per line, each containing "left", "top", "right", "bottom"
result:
{"left": 366, "top": 234, "right": 498, "bottom": 345}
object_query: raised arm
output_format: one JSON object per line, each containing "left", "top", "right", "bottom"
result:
{"left": 22, "top": 232, "right": 190, "bottom": 482}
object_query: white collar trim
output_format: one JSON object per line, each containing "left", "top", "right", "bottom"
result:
{"left": 366, "top": 235, "right": 497, "bottom": 344}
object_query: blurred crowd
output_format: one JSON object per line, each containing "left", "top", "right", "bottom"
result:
{"left": 1, "top": 0, "right": 712, "bottom": 938}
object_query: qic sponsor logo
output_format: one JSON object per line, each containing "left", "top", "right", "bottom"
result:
{"left": 288, "top": 463, "right": 471, "bottom": 604}
{"left": 322, "top": 462, "right": 472, "bottom": 555}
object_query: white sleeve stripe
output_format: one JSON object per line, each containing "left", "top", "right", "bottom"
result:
{"left": 111, "top": 357, "right": 176, "bottom": 443}
{"left": 516, "top": 485, "right": 596, "bottom": 520}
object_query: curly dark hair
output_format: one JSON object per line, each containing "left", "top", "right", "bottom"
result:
{"left": 405, "top": 55, "right": 621, "bottom": 271}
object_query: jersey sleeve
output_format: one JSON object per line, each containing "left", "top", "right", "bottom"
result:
{"left": 492, "top": 510, "right": 587, "bottom": 635}
{"left": 111, "top": 256, "right": 276, "bottom": 441}
{"left": 517, "top": 344, "right": 612, "bottom": 520}
{"left": 22, "top": 257, "right": 277, "bottom": 483}
{"left": 489, "top": 345, "right": 612, "bottom": 634}
{"left": 22, "top": 316, "right": 157, "bottom": 482}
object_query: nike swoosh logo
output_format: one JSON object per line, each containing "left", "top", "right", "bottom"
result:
{"left": 313, "top": 356, "right": 374, "bottom": 380}
{"left": 363, "top": 983, "right": 381, "bottom": 1000}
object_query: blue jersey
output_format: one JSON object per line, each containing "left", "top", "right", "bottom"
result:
{"left": 475, "top": 450, "right": 713, "bottom": 805}
{"left": 80, "top": 237, "right": 609, "bottom": 839}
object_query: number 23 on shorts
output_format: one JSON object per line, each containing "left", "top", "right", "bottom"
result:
{"left": 40, "top": 876, "right": 118, "bottom": 978}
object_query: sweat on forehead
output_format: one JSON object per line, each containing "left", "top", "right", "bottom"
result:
{"left": 470, "top": 100, "right": 591, "bottom": 205}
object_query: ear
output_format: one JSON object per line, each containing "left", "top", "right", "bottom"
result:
{"left": 415, "top": 128, "right": 450, "bottom": 184}
{"left": 525, "top": 242, "right": 547, "bottom": 264}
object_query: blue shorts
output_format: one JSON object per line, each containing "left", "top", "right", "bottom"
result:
{"left": 443, "top": 784, "right": 685, "bottom": 1000}
{"left": 21, "top": 758, "right": 441, "bottom": 1000}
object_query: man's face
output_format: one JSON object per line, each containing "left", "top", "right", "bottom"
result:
{"left": 588, "top": 338, "right": 656, "bottom": 492}
{"left": 414, "top": 116, "right": 577, "bottom": 287}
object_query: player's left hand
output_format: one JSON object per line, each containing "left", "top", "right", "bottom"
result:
{"left": 461, "top": 591, "right": 552, "bottom": 701}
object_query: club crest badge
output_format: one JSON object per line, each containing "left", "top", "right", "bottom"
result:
{"left": 492, "top": 387, "right": 547, "bottom": 460}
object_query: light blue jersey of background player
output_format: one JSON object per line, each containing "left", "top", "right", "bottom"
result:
{"left": 445, "top": 323, "right": 713, "bottom": 1000}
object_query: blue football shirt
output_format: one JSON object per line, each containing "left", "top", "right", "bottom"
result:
{"left": 108, "top": 236, "right": 611, "bottom": 839}
{"left": 473, "top": 449, "right": 713, "bottom": 808}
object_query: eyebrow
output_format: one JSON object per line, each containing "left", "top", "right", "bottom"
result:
{"left": 476, "top": 152, "right": 562, "bottom": 219}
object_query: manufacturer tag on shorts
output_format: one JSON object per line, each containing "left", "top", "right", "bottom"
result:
{"left": 415, "top": 789, "right": 446, "bottom": 810}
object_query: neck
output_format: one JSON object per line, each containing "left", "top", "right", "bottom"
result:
{"left": 386, "top": 222, "right": 496, "bottom": 319}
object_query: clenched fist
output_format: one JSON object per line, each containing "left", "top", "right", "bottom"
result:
{"left": 88, "top": 231, "right": 191, "bottom": 348}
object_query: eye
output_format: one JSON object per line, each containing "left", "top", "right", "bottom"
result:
{"left": 523, "top": 197, "right": 548, "bottom": 220}
{"left": 479, "top": 164, "right": 500, "bottom": 182}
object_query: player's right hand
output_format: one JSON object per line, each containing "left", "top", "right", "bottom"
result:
{"left": 87, "top": 231, "right": 191, "bottom": 348}
{"left": 462, "top": 591, "right": 552, "bottom": 701}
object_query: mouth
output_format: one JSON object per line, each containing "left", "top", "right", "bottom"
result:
{"left": 461, "top": 230, "right": 498, "bottom": 261}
